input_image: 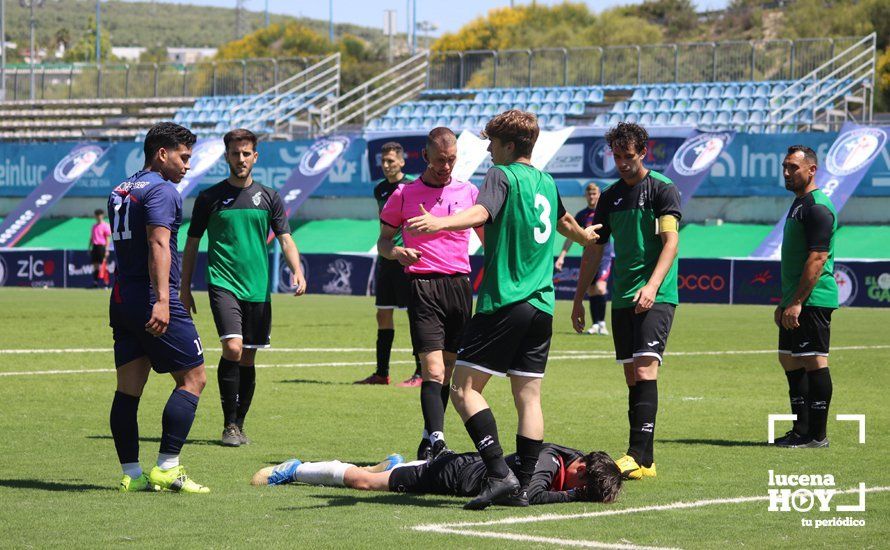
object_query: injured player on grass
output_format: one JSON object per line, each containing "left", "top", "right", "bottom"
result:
{"left": 251, "top": 443, "right": 622, "bottom": 508}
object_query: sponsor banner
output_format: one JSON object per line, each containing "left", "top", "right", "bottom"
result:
{"left": 0, "top": 144, "right": 107, "bottom": 247}
{"left": 663, "top": 130, "right": 735, "bottom": 208}
{"left": 731, "top": 259, "right": 783, "bottom": 305}
{"left": 174, "top": 137, "right": 226, "bottom": 197}
{"left": 278, "top": 136, "right": 354, "bottom": 218}
{"left": 65, "top": 250, "right": 116, "bottom": 288}
{"left": 751, "top": 124, "right": 889, "bottom": 259}
{"left": 0, "top": 249, "right": 66, "bottom": 287}
{"left": 677, "top": 259, "right": 732, "bottom": 303}
{"left": 298, "top": 253, "right": 374, "bottom": 296}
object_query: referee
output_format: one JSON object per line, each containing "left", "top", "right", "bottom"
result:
{"left": 354, "top": 142, "right": 423, "bottom": 387}
{"left": 180, "top": 128, "right": 307, "bottom": 447}
{"left": 773, "top": 145, "right": 837, "bottom": 449}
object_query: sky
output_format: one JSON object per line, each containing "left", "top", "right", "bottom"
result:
{"left": 142, "top": 0, "right": 731, "bottom": 37}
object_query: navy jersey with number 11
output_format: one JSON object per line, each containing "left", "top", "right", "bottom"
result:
{"left": 108, "top": 170, "right": 183, "bottom": 289}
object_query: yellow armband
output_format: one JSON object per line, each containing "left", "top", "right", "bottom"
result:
{"left": 657, "top": 215, "right": 679, "bottom": 234}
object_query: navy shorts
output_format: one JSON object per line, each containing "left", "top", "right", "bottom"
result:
{"left": 109, "top": 283, "right": 204, "bottom": 373}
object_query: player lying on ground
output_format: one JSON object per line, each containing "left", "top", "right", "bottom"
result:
{"left": 251, "top": 443, "right": 622, "bottom": 506}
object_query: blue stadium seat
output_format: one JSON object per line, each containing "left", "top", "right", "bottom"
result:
{"left": 683, "top": 112, "right": 700, "bottom": 125}
{"left": 586, "top": 88, "right": 604, "bottom": 103}
{"left": 673, "top": 99, "right": 689, "bottom": 112}
{"left": 474, "top": 91, "right": 488, "bottom": 103}
{"left": 722, "top": 85, "right": 740, "bottom": 99}
{"left": 173, "top": 112, "right": 185, "bottom": 123}
{"left": 669, "top": 113, "right": 684, "bottom": 125}
{"left": 499, "top": 91, "right": 515, "bottom": 104}
{"left": 433, "top": 116, "right": 448, "bottom": 126}
{"left": 771, "top": 83, "right": 787, "bottom": 96}
{"left": 537, "top": 114, "right": 550, "bottom": 127}
{"left": 421, "top": 116, "right": 436, "bottom": 128}
{"left": 646, "top": 88, "right": 661, "bottom": 100}
{"left": 571, "top": 90, "right": 586, "bottom": 103}
{"left": 549, "top": 114, "right": 566, "bottom": 128}
{"left": 754, "top": 83, "right": 770, "bottom": 98}
{"left": 748, "top": 110, "right": 765, "bottom": 124}
{"left": 739, "top": 84, "right": 755, "bottom": 98}
{"left": 608, "top": 113, "right": 623, "bottom": 125}
{"left": 514, "top": 91, "right": 529, "bottom": 103}
{"left": 544, "top": 90, "right": 560, "bottom": 102}
{"left": 593, "top": 113, "right": 609, "bottom": 126}
{"left": 675, "top": 87, "right": 691, "bottom": 101}
{"left": 557, "top": 90, "right": 572, "bottom": 103}
{"left": 568, "top": 102, "right": 585, "bottom": 116}
{"left": 752, "top": 97, "right": 768, "bottom": 110}
{"left": 731, "top": 112, "right": 747, "bottom": 125}
{"left": 530, "top": 90, "right": 545, "bottom": 102}
{"left": 654, "top": 113, "right": 670, "bottom": 125}
{"left": 707, "top": 86, "right": 722, "bottom": 99}
{"left": 627, "top": 100, "right": 644, "bottom": 114}
{"left": 539, "top": 103, "right": 553, "bottom": 115}
{"left": 657, "top": 100, "right": 673, "bottom": 112}
{"left": 630, "top": 88, "right": 647, "bottom": 101}
{"left": 554, "top": 103, "right": 569, "bottom": 115}
{"left": 659, "top": 87, "right": 675, "bottom": 101}
{"left": 483, "top": 104, "right": 498, "bottom": 116}
{"left": 393, "top": 118, "right": 407, "bottom": 130}
{"left": 735, "top": 98, "right": 751, "bottom": 111}
{"left": 715, "top": 111, "right": 731, "bottom": 125}
{"left": 720, "top": 98, "right": 737, "bottom": 112}
{"left": 448, "top": 116, "right": 462, "bottom": 128}
{"left": 639, "top": 113, "right": 654, "bottom": 125}
{"left": 688, "top": 99, "right": 704, "bottom": 112}
{"left": 704, "top": 98, "right": 720, "bottom": 111}
{"left": 643, "top": 100, "right": 658, "bottom": 113}
{"left": 692, "top": 86, "right": 708, "bottom": 100}
{"left": 700, "top": 112, "right": 715, "bottom": 125}
{"left": 384, "top": 106, "right": 400, "bottom": 118}
{"left": 612, "top": 101, "right": 627, "bottom": 114}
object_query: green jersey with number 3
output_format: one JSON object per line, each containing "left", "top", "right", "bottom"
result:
{"left": 476, "top": 163, "right": 560, "bottom": 315}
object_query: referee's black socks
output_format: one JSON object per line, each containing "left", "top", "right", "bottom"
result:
{"left": 628, "top": 380, "right": 657, "bottom": 465}
{"left": 218, "top": 357, "right": 240, "bottom": 426}
{"left": 375, "top": 329, "right": 395, "bottom": 377}
{"left": 465, "top": 409, "right": 511, "bottom": 479}
{"left": 807, "top": 368, "right": 832, "bottom": 441}
{"left": 784, "top": 367, "right": 809, "bottom": 436}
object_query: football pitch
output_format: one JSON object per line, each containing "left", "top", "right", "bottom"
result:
{"left": 0, "top": 288, "right": 887, "bottom": 548}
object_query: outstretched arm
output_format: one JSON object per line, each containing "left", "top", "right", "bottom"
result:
{"left": 406, "top": 204, "right": 490, "bottom": 234}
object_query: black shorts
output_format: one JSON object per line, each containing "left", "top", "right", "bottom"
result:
{"left": 208, "top": 284, "right": 272, "bottom": 349}
{"left": 778, "top": 306, "right": 833, "bottom": 357}
{"left": 90, "top": 244, "right": 106, "bottom": 264}
{"left": 408, "top": 274, "right": 472, "bottom": 354}
{"left": 388, "top": 452, "right": 485, "bottom": 496}
{"left": 611, "top": 303, "right": 676, "bottom": 365}
{"left": 456, "top": 301, "right": 553, "bottom": 379}
{"left": 375, "top": 257, "right": 410, "bottom": 309}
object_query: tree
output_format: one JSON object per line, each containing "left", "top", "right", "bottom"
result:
{"left": 63, "top": 17, "right": 113, "bottom": 63}
{"left": 626, "top": 0, "right": 700, "bottom": 39}
{"left": 139, "top": 45, "right": 168, "bottom": 64}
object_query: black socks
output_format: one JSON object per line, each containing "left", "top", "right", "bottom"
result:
{"left": 110, "top": 391, "right": 140, "bottom": 465}
{"left": 807, "top": 368, "right": 832, "bottom": 441}
{"left": 784, "top": 367, "right": 809, "bottom": 436}
{"left": 236, "top": 365, "right": 256, "bottom": 428}
{"left": 464, "top": 409, "right": 510, "bottom": 478}
{"left": 375, "top": 329, "right": 395, "bottom": 377}
{"left": 515, "top": 434, "right": 543, "bottom": 487}
{"left": 628, "top": 380, "right": 657, "bottom": 465}
{"left": 421, "top": 381, "right": 445, "bottom": 436}
{"left": 217, "top": 357, "right": 240, "bottom": 426}
{"left": 589, "top": 294, "right": 607, "bottom": 324}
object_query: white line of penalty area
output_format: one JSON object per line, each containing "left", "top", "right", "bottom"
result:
{"left": 411, "top": 486, "right": 890, "bottom": 550}
{"left": 1, "top": 344, "right": 889, "bottom": 356}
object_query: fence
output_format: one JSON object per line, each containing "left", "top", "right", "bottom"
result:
{"left": 426, "top": 37, "right": 866, "bottom": 89}
{"left": 0, "top": 57, "right": 318, "bottom": 101}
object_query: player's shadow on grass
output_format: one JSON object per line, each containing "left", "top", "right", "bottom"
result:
{"left": 86, "top": 435, "right": 227, "bottom": 447}
{"left": 281, "top": 492, "right": 459, "bottom": 510}
{"left": 0, "top": 479, "right": 109, "bottom": 492}
{"left": 279, "top": 378, "right": 352, "bottom": 386}
{"left": 661, "top": 438, "right": 770, "bottom": 447}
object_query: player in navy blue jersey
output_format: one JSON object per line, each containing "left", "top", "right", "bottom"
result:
{"left": 555, "top": 182, "right": 614, "bottom": 335}
{"left": 108, "top": 122, "right": 209, "bottom": 494}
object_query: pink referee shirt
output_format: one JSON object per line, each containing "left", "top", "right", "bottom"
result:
{"left": 91, "top": 221, "right": 111, "bottom": 246}
{"left": 380, "top": 177, "right": 478, "bottom": 275}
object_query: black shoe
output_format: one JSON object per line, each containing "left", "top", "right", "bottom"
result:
{"left": 464, "top": 471, "right": 520, "bottom": 511}
{"left": 774, "top": 430, "right": 809, "bottom": 448}
{"left": 430, "top": 439, "right": 454, "bottom": 461}
{"left": 416, "top": 439, "right": 432, "bottom": 461}
{"left": 495, "top": 486, "right": 529, "bottom": 507}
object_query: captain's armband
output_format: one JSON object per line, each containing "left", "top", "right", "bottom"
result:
{"left": 656, "top": 215, "right": 679, "bottom": 234}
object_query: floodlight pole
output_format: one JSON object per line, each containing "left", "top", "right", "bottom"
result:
{"left": 328, "top": 0, "right": 333, "bottom": 42}
{"left": 1, "top": 0, "right": 6, "bottom": 101}
{"left": 95, "top": 0, "right": 100, "bottom": 64}
{"left": 28, "top": 0, "right": 35, "bottom": 99}
{"left": 411, "top": 0, "right": 416, "bottom": 53}
{"left": 264, "top": 0, "right": 269, "bottom": 27}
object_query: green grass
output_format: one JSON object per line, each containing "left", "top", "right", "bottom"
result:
{"left": 0, "top": 289, "right": 887, "bottom": 548}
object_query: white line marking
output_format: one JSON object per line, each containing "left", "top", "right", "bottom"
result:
{"left": 413, "top": 486, "right": 890, "bottom": 548}
{"left": 2, "top": 344, "right": 886, "bottom": 356}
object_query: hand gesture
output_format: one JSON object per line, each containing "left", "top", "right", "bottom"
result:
{"left": 406, "top": 204, "right": 443, "bottom": 234}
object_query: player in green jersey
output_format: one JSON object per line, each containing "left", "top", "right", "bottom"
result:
{"left": 180, "top": 128, "right": 307, "bottom": 447}
{"left": 572, "top": 122, "right": 681, "bottom": 481}
{"left": 773, "top": 145, "right": 838, "bottom": 449}
{"left": 407, "top": 110, "right": 599, "bottom": 510}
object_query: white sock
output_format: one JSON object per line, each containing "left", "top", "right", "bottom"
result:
{"left": 157, "top": 453, "right": 179, "bottom": 470}
{"left": 121, "top": 462, "right": 142, "bottom": 479}
{"left": 294, "top": 461, "right": 354, "bottom": 486}
{"left": 429, "top": 431, "right": 445, "bottom": 445}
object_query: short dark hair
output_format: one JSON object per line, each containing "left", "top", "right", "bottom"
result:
{"left": 575, "top": 451, "right": 623, "bottom": 503}
{"left": 426, "top": 127, "right": 457, "bottom": 151}
{"left": 483, "top": 109, "right": 539, "bottom": 158}
{"left": 787, "top": 145, "right": 818, "bottom": 166}
{"left": 94, "top": 208, "right": 104, "bottom": 216}
{"left": 224, "top": 128, "right": 258, "bottom": 151}
{"left": 380, "top": 141, "right": 404, "bottom": 158}
{"left": 144, "top": 122, "right": 197, "bottom": 162}
{"left": 605, "top": 122, "right": 648, "bottom": 155}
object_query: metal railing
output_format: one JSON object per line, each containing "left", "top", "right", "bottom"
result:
{"left": 317, "top": 52, "right": 428, "bottom": 135}
{"left": 0, "top": 57, "right": 318, "bottom": 101}
{"left": 769, "top": 33, "right": 876, "bottom": 131}
{"left": 230, "top": 53, "right": 340, "bottom": 136}
{"left": 426, "top": 36, "right": 867, "bottom": 89}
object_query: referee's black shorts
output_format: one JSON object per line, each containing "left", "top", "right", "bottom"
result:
{"left": 407, "top": 273, "right": 472, "bottom": 355}
{"left": 374, "top": 257, "right": 409, "bottom": 310}
{"left": 208, "top": 284, "right": 272, "bottom": 349}
{"left": 456, "top": 301, "right": 553, "bottom": 379}
{"left": 778, "top": 306, "right": 833, "bottom": 357}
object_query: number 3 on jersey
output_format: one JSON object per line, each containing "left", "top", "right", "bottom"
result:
{"left": 111, "top": 194, "right": 132, "bottom": 241}
{"left": 533, "top": 193, "right": 552, "bottom": 244}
